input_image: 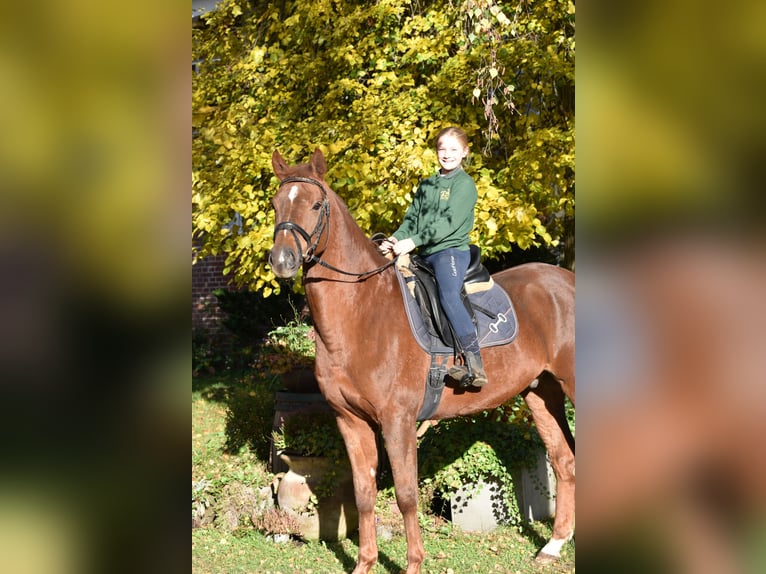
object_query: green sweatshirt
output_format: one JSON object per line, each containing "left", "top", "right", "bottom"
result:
{"left": 392, "top": 167, "right": 477, "bottom": 256}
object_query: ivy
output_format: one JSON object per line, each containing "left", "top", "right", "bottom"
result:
{"left": 417, "top": 399, "right": 546, "bottom": 527}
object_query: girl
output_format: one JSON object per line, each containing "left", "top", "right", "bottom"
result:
{"left": 379, "top": 127, "right": 487, "bottom": 387}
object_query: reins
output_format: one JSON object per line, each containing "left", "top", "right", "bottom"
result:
{"left": 274, "top": 176, "right": 396, "bottom": 280}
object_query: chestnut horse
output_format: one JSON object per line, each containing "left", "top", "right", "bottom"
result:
{"left": 269, "top": 149, "right": 575, "bottom": 573}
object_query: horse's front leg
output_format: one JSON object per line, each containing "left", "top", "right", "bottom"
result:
{"left": 384, "top": 417, "right": 425, "bottom": 574}
{"left": 336, "top": 414, "right": 380, "bottom": 574}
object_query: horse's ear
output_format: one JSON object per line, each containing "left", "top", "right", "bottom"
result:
{"left": 310, "top": 148, "right": 326, "bottom": 179}
{"left": 272, "top": 150, "right": 289, "bottom": 179}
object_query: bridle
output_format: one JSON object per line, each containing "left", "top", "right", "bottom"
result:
{"left": 272, "top": 176, "right": 396, "bottom": 280}
{"left": 273, "top": 176, "right": 330, "bottom": 264}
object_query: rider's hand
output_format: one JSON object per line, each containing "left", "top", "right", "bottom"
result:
{"left": 378, "top": 236, "right": 396, "bottom": 255}
{"left": 393, "top": 237, "right": 415, "bottom": 256}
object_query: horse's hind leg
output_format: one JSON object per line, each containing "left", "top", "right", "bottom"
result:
{"left": 335, "top": 414, "right": 380, "bottom": 574}
{"left": 522, "top": 372, "right": 576, "bottom": 561}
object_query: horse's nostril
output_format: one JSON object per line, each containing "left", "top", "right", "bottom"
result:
{"left": 270, "top": 247, "right": 300, "bottom": 278}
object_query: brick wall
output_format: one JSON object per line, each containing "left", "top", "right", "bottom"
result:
{"left": 192, "top": 244, "right": 236, "bottom": 336}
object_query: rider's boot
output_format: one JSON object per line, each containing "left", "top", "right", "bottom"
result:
{"left": 464, "top": 350, "right": 488, "bottom": 387}
{"left": 448, "top": 335, "right": 488, "bottom": 388}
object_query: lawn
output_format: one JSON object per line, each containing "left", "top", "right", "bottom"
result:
{"left": 192, "top": 373, "right": 574, "bottom": 573}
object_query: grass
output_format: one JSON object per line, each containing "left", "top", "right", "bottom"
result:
{"left": 192, "top": 373, "right": 575, "bottom": 574}
{"left": 192, "top": 524, "right": 574, "bottom": 574}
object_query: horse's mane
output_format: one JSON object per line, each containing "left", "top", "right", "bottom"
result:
{"left": 284, "top": 160, "right": 381, "bottom": 256}
{"left": 326, "top": 184, "right": 382, "bottom": 256}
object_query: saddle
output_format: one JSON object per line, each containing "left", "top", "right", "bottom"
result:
{"left": 404, "top": 245, "right": 492, "bottom": 351}
{"left": 392, "top": 245, "right": 517, "bottom": 420}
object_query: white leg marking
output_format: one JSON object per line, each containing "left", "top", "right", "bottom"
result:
{"left": 540, "top": 536, "right": 569, "bottom": 557}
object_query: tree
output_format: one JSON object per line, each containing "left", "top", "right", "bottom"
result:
{"left": 192, "top": 0, "right": 575, "bottom": 294}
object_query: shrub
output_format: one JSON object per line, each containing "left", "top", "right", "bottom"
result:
{"left": 224, "top": 374, "right": 280, "bottom": 459}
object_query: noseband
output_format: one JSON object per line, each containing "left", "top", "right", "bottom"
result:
{"left": 273, "top": 176, "right": 331, "bottom": 263}
{"left": 272, "top": 176, "right": 395, "bottom": 280}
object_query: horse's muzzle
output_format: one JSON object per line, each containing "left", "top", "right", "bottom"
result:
{"left": 269, "top": 246, "right": 301, "bottom": 279}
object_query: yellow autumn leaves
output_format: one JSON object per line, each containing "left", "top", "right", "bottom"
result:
{"left": 193, "top": 0, "right": 574, "bottom": 292}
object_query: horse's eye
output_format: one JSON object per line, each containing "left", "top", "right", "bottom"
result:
{"left": 312, "top": 201, "right": 322, "bottom": 211}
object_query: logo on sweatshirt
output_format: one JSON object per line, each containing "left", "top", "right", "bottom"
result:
{"left": 440, "top": 188, "right": 451, "bottom": 201}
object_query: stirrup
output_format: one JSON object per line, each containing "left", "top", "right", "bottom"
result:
{"left": 448, "top": 356, "right": 476, "bottom": 389}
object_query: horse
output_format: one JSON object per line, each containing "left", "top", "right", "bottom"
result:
{"left": 268, "top": 148, "right": 575, "bottom": 574}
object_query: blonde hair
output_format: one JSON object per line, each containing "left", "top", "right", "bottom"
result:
{"left": 434, "top": 126, "right": 469, "bottom": 151}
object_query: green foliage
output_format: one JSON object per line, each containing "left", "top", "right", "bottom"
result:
{"left": 194, "top": 376, "right": 575, "bottom": 568}
{"left": 417, "top": 400, "right": 544, "bottom": 527}
{"left": 192, "top": 331, "right": 227, "bottom": 375}
{"left": 267, "top": 322, "right": 314, "bottom": 358}
{"left": 273, "top": 410, "right": 349, "bottom": 500}
{"left": 192, "top": 287, "right": 307, "bottom": 375}
{"left": 273, "top": 411, "right": 346, "bottom": 460}
{"left": 213, "top": 287, "right": 305, "bottom": 343}
{"left": 216, "top": 307, "right": 316, "bottom": 456}
{"left": 193, "top": 0, "right": 575, "bottom": 292}
{"left": 224, "top": 374, "right": 280, "bottom": 458}
{"left": 193, "top": 374, "right": 277, "bottom": 532}
{"left": 247, "top": 305, "right": 316, "bottom": 376}
{"left": 266, "top": 312, "right": 315, "bottom": 362}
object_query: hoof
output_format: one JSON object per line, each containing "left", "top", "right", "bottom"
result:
{"left": 535, "top": 551, "right": 559, "bottom": 564}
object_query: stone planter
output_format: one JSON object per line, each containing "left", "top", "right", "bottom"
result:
{"left": 276, "top": 453, "right": 359, "bottom": 541}
{"left": 270, "top": 392, "right": 333, "bottom": 474}
{"left": 449, "top": 479, "right": 511, "bottom": 532}
{"left": 280, "top": 367, "right": 320, "bottom": 393}
{"left": 511, "top": 448, "right": 556, "bottom": 522}
{"left": 449, "top": 449, "right": 555, "bottom": 532}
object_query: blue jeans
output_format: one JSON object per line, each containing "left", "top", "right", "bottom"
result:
{"left": 424, "top": 248, "right": 477, "bottom": 348}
